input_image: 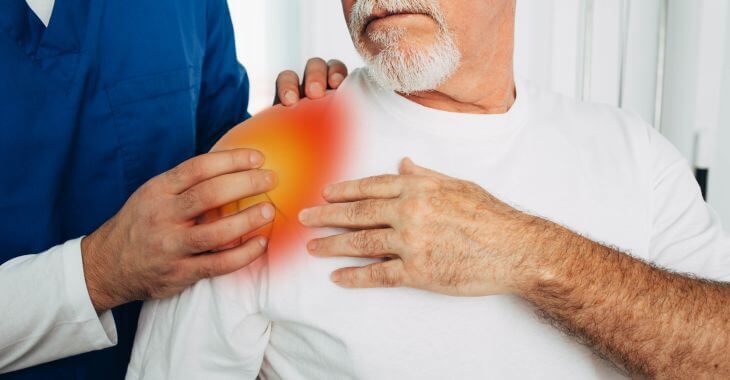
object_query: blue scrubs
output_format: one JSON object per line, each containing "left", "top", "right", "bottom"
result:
{"left": 0, "top": 0, "right": 250, "bottom": 378}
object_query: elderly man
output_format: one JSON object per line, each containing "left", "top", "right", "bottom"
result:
{"left": 127, "top": 0, "right": 730, "bottom": 379}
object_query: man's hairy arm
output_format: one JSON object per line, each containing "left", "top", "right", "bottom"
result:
{"left": 300, "top": 159, "right": 730, "bottom": 379}
{"left": 520, "top": 218, "right": 730, "bottom": 378}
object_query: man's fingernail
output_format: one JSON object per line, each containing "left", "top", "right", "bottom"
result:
{"left": 307, "top": 240, "right": 319, "bottom": 253}
{"left": 309, "top": 82, "right": 325, "bottom": 97}
{"left": 260, "top": 204, "right": 275, "bottom": 220}
{"left": 284, "top": 90, "right": 298, "bottom": 104}
{"left": 331, "top": 271, "right": 342, "bottom": 283}
{"left": 322, "top": 185, "right": 333, "bottom": 198}
{"left": 331, "top": 73, "right": 344, "bottom": 86}
{"left": 258, "top": 236, "right": 269, "bottom": 248}
{"left": 298, "top": 208, "right": 312, "bottom": 223}
{"left": 250, "top": 151, "right": 264, "bottom": 166}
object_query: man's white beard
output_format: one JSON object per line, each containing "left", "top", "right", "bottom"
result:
{"left": 349, "top": 0, "right": 461, "bottom": 94}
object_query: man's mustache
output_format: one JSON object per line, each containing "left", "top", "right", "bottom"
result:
{"left": 349, "top": 0, "right": 442, "bottom": 37}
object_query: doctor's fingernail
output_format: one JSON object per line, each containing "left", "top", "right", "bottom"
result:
{"left": 260, "top": 204, "right": 275, "bottom": 220}
{"left": 249, "top": 151, "right": 263, "bottom": 166}
{"left": 284, "top": 90, "right": 298, "bottom": 104}
{"left": 258, "top": 236, "right": 269, "bottom": 248}
{"left": 309, "top": 82, "right": 325, "bottom": 97}
{"left": 331, "top": 73, "right": 344, "bottom": 86}
{"left": 262, "top": 170, "right": 277, "bottom": 186}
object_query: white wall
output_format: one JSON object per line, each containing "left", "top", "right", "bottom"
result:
{"left": 229, "top": 0, "right": 361, "bottom": 112}
{"left": 707, "top": 1, "right": 730, "bottom": 224}
{"left": 228, "top": 0, "right": 730, "bottom": 225}
{"left": 661, "top": 0, "right": 729, "bottom": 224}
{"left": 514, "top": 0, "right": 663, "bottom": 125}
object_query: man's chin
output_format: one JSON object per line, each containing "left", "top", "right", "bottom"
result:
{"left": 362, "top": 46, "right": 461, "bottom": 94}
{"left": 364, "top": 64, "right": 437, "bottom": 94}
{"left": 364, "top": 33, "right": 440, "bottom": 55}
{"left": 363, "top": 41, "right": 435, "bottom": 61}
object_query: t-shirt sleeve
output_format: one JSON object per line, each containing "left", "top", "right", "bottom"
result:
{"left": 648, "top": 128, "right": 730, "bottom": 282}
{"left": 126, "top": 257, "right": 270, "bottom": 379}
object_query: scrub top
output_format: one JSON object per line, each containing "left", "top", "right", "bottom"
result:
{"left": 0, "top": 0, "right": 250, "bottom": 378}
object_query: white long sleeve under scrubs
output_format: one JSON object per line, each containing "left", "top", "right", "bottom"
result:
{"left": 0, "top": 238, "right": 118, "bottom": 373}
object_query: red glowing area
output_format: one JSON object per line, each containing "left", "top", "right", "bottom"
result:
{"left": 205, "top": 94, "right": 352, "bottom": 260}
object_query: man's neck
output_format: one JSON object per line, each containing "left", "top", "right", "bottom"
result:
{"left": 398, "top": 4, "right": 517, "bottom": 115}
{"left": 399, "top": 71, "right": 516, "bottom": 115}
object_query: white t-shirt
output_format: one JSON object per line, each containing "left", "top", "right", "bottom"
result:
{"left": 26, "top": 0, "right": 55, "bottom": 26}
{"left": 126, "top": 69, "right": 730, "bottom": 380}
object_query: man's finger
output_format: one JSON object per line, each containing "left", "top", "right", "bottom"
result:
{"left": 322, "top": 175, "right": 403, "bottom": 203}
{"left": 307, "top": 228, "right": 400, "bottom": 258}
{"left": 327, "top": 59, "right": 348, "bottom": 89}
{"left": 162, "top": 149, "right": 265, "bottom": 194}
{"left": 183, "top": 235, "right": 269, "bottom": 281}
{"left": 303, "top": 58, "right": 328, "bottom": 99}
{"left": 331, "top": 259, "right": 406, "bottom": 288}
{"left": 174, "top": 169, "right": 276, "bottom": 219}
{"left": 179, "top": 202, "right": 275, "bottom": 253}
{"left": 299, "top": 199, "right": 396, "bottom": 228}
{"left": 275, "top": 70, "right": 301, "bottom": 106}
{"left": 398, "top": 158, "right": 450, "bottom": 179}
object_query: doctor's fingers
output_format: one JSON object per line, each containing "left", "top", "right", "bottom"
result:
{"left": 303, "top": 58, "right": 348, "bottom": 98}
{"left": 177, "top": 202, "right": 275, "bottom": 254}
{"left": 303, "top": 58, "right": 328, "bottom": 99}
{"left": 298, "top": 199, "right": 398, "bottom": 229}
{"left": 181, "top": 234, "right": 269, "bottom": 282}
{"left": 275, "top": 70, "right": 301, "bottom": 106}
{"left": 306, "top": 228, "right": 402, "bottom": 259}
{"left": 161, "top": 149, "right": 266, "bottom": 194}
{"left": 275, "top": 58, "right": 349, "bottom": 106}
{"left": 326, "top": 59, "right": 348, "bottom": 89}
{"left": 173, "top": 169, "right": 277, "bottom": 220}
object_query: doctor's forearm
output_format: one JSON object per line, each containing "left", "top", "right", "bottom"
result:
{"left": 517, "top": 221, "right": 730, "bottom": 378}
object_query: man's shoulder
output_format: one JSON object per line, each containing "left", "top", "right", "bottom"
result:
{"left": 212, "top": 93, "right": 344, "bottom": 152}
{"left": 523, "top": 80, "right": 655, "bottom": 149}
{"left": 346, "top": 67, "right": 372, "bottom": 84}
{"left": 336, "top": 67, "right": 375, "bottom": 97}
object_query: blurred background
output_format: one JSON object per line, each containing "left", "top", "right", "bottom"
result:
{"left": 228, "top": 0, "right": 730, "bottom": 225}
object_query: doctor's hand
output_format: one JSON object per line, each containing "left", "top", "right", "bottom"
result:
{"left": 299, "top": 158, "right": 546, "bottom": 297}
{"left": 81, "top": 149, "right": 276, "bottom": 312}
{"left": 274, "top": 58, "right": 348, "bottom": 106}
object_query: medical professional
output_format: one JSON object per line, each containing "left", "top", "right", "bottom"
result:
{"left": 0, "top": 0, "right": 347, "bottom": 378}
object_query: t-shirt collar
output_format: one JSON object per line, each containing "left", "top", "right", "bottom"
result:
{"left": 361, "top": 68, "right": 531, "bottom": 140}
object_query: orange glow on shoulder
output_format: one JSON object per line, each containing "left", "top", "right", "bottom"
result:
{"left": 207, "top": 94, "right": 352, "bottom": 260}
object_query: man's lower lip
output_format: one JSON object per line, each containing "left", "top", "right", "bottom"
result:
{"left": 366, "top": 13, "right": 423, "bottom": 30}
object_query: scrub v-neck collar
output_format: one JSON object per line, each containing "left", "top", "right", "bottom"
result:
{"left": 0, "top": 0, "right": 89, "bottom": 88}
